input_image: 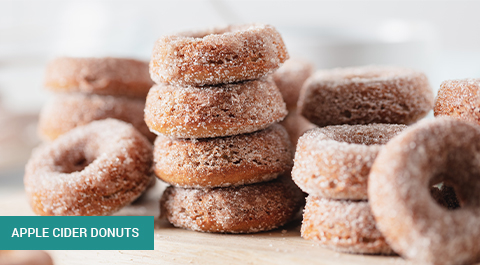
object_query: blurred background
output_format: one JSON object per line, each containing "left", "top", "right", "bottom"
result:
{"left": 1, "top": 0, "right": 480, "bottom": 188}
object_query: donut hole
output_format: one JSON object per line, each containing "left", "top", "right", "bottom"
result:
{"left": 429, "top": 181, "right": 460, "bottom": 210}
{"left": 53, "top": 140, "right": 98, "bottom": 174}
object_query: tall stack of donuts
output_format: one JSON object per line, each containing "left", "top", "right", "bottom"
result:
{"left": 146, "top": 24, "right": 303, "bottom": 233}
{"left": 291, "top": 66, "right": 435, "bottom": 253}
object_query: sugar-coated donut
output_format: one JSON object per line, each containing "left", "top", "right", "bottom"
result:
{"left": 434, "top": 78, "right": 480, "bottom": 125}
{"left": 144, "top": 77, "right": 287, "bottom": 138}
{"left": 292, "top": 124, "right": 406, "bottom": 200}
{"left": 272, "top": 58, "right": 314, "bottom": 110}
{"left": 369, "top": 117, "right": 480, "bottom": 265}
{"left": 153, "top": 124, "right": 292, "bottom": 188}
{"left": 301, "top": 196, "right": 393, "bottom": 255}
{"left": 298, "top": 65, "right": 434, "bottom": 126}
{"left": 38, "top": 93, "right": 155, "bottom": 142}
{"left": 44, "top": 57, "right": 153, "bottom": 98}
{"left": 150, "top": 23, "right": 289, "bottom": 86}
{"left": 25, "top": 119, "right": 153, "bottom": 216}
{"left": 279, "top": 112, "right": 317, "bottom": 147}
{"left": 160, "top": 177, "right": 304, "bottom": 233}
{"left": 0, "top": 250, "right": 53, "bottom": 265}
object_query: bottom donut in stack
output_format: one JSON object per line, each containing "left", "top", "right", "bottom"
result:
{"left": 157, "top": 124, "right": 304, "bottom": 233}
{"left": 292, "top": 124, "right": 406, "bottom": 254}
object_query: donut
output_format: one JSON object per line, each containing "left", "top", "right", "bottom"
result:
{"left": 160, "top": 176, "right": 304, "bottom": 233}
{"left": 154, "top": 124, "right": 292, "bottom": 188}
{"left": 24, "top": 119, "right": 153, "bottom": 216}
{"left": 298, "top": 65, "right": 434, "bottom": 126}
{"left": 272, "top": 58, "right": 314, "bottom": 110}
{"left": 150, "top": 23, "right": 289, "bottom": 86}
{"left": 38, "top": 93, "right": 155, "bottom": 142}
{"left": 369, "top": 117, "right": 480, "bottom": 265}
{"left": 279, "top": 112, "right": 317, "bottom": 147}
{"left": 144, "top": 77, "right": 287, "bottom": 138}
{"left": 434, "top": 78, "right": 480, "bottom": 125}
{"left": 0, "top": 250, "right": 53, "bottom": 265}
{"left": 292, "top": 124, "right": 406, "bottom": 200}
{"left": 44, "top": 57, "right": 153, "bottom": 98}
{"left": 301, "top": 196, "right": 393, "bottom": 255}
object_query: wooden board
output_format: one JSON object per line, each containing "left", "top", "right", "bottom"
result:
{"left": 0, "top": 185, "right": 417, "bottom": 265}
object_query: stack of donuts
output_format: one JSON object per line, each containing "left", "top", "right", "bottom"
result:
{"left": 146, "top": 23, "right": 304, "bottom": 233}
{"left": 38, "top": 57, "right": 155, "bottom": 142}
{"left": 292, "top": 66, "right": 435, "bottom": 253}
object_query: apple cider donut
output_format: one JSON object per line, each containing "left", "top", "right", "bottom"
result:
{"left": 434, "top": 78, "right": 480, "bottom": 125}
{"left": 301, "top": 196, "right": 393, "bottom": 254}
{"left": 292, "top": 124, "right": 406, "bottom": 200}
{"left": 153, "top": 124, "right": 292, "bottom": 188}
{"left": 24, "top": 119, "right": 153, "bottom": 216}
{"left": 44, "top": 57, "right": 153, "bottom": 98}
{"left": 369, "top": 117, "right": 480, "bottom": 265}
{"left": 150, "top": 23, "right": 289, "bottom": 86}
{"left": 160, "top": 177, "right": 304, "bottom": 233}
{"left": 273, "top": 58, "right": 314, "bottom": 110}
{"left": 38, "top": 93, "right": 155, "bottom": 142}
{"left": 144, "top": 77, "right": 287, "bottom": 138}
{"left": 298, "top": 65, "right": 434, "bottom": 126}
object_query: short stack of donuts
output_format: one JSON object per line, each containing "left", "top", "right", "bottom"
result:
{"left": 147, "top": 23, "right": 304, "bottom": 233}
{"left": 38, "top": 57, "right": 156, "bottom": 142}
{"left": 292, "top": 65, "right": 435, "bottom": 253}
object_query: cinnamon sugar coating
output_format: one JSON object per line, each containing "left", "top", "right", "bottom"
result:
{"left": 292, "top": 124, "right": 406, "bottom": 200}
{"left": 301, "top": 197, "right": 393, "bottom": 254}
{"left": 38, "top": 93, "right": 155, "bottom": 142}
{"left": 369, "top": 117, "right": 480, "bottom": 265}
{"left": 24, "top": 119, "right": 153, "bottom": 216}
{"left": 153, "top": 124, "right": 293, "bottom": 188}
{"left": 273, "top": 58, "right": 314, "bottom": 110}
{"left": 160, "top": 177, "right": 304, "bottom": 233}
{"left": 434, "top": 78, "right": 480, "bottom": 125}
{"left": 44, "top": 57, "right": 153, "bottom": 98}
{"left": 144, "top": 77, "right": 287, "bottom": 138}
{"left": 150, "top": 23, "right": 289, "bottom": 86}
{"left": 298, "top": 65, "right": 434, "bottom": 126}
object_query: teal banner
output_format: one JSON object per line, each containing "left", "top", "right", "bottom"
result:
{"left": 0, "top": 216, "right": 154, "bottom": 250}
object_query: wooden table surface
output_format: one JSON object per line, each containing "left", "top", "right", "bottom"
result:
{"left": 0, "top": 185, "right": 417, "bottom": 265}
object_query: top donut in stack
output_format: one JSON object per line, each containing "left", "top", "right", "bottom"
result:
{"left": 147, "top": 24, "right": 304, "bottom": 233}
{"left": 38, "top": 57, "right": 156, "bottom": 142}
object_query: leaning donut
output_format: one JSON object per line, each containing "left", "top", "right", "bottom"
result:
{"left": 44, "top": 57, "right": 153, "bottom": 98}
{"left": 24, "top": 119, "right": 153, "bottom": 216}
{"left": 160, "top": 177, "right": 303, "bottom": 233}
{"left": 292, "top": 124, "right": 406, "bottom": 200}
{"left": 38, "top": 93, "right": 155, "bottom": 142}
{"left": 434, "top": 78, "right": 480, "bottom": 125}
{"left": 298, "top": 65, "right": 434, "bottom": 126}
{"left": 301, "top": 196, "right": 393, "bottom": 255}
{"left": 144, "top": 77, "right": 287, "bottom": 138}
{"left": 369, "top": 117, "right": 480, "bottom": 265}
{"left": 153, "top": 124, "right": 293, "bottom": 188}
{"left": 150, "top": 23, "right": 289, "bottom": 86}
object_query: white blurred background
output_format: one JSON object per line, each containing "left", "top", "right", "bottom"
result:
{"left": 1, "top": 0, "right": 480, "bottom": 185}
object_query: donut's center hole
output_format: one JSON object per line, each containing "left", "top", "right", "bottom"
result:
{"left": 55, "top": 148, "right": 95, "bottom": 174}
{"left": 429, "top": 182, "right": 460, "bottom": 210}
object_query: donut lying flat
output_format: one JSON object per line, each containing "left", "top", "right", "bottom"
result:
{"left": 369, "top": 117, "right": 480, "bottom": 265}
{"left": 44, "top": 57, "right": 153, "bottom": 98}
{"left": 301, "top": 196, "right": 393, "bottom": 255}
{"left": 160, "top": 177, "right": 304, "bottom": 233}
{"left": 298, "top": 65, "right": 434, "bottom": 126}
{"left": 292, "top": 124, "right": 406, "bottom": 200}
{"left": 434, "top": 78, "right": 480, "bottom": 125}
{"left": 38, "top": 93, "right": 155, "bottom": 142}
{"left": 150, "top": 23, "right": 288, "bottom": 86}
{"left": 25, "top": 119, "right": 153, "bottom": 216}
{"left": 0, "top": 250, "right": 53, "bottom": 265}
{"left": 144, "top": 77, "right": 287, "bottom": 138}
{"left": 153, "top": 124, "right": 293, "bottom": 188}
{"left": 273, "top": 58, "right": 314, "bottom": 110}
